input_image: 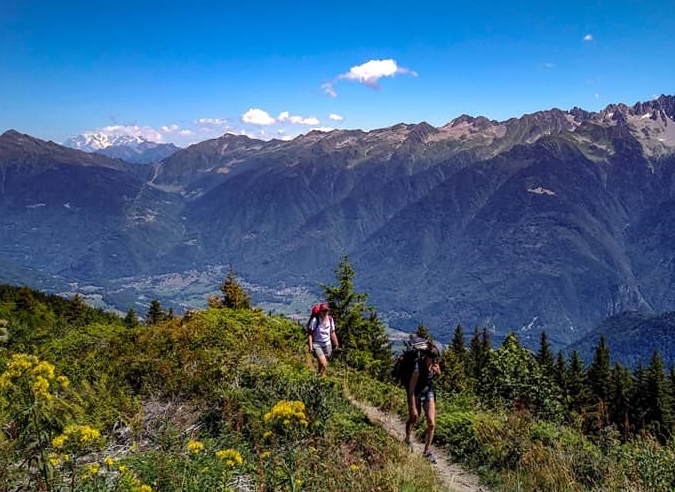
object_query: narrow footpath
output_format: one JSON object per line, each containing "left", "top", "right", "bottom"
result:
{"left": 348, "top": 397, "right": 488, "bottom": 492}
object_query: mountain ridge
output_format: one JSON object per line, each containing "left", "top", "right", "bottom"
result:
{"left": 2, "top": 95, "right": 675, "bottom": 350}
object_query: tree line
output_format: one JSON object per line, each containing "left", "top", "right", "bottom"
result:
{"left": 438, "top": 326, "right": 675, "bottom": 443}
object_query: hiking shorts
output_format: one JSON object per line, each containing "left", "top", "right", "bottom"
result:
{"left": 414, "top": 389, "right": 435, "bottom": 415}
{"left": 312, "top": 343, "right": 332, "bottom": 359}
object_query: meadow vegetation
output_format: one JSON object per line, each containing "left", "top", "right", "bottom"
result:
{"left": 1, "top": 257, "right": 675, "bottom": 491}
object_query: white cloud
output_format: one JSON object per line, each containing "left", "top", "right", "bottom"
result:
{"left": 179, "top": 129, "right": 194, "bottom": 136}
{"left": 328, "top": 113, "right": 343, "bottom": 121}
{"left": 583, "top": 34, "right": 594, "bottom": 42}
{"left": 323, "top": 58, "right": 417, "bottom": 97}
{"left": 322, "top": 82, "right": 337, "bottom": 98}
{"left": 290, "top": 115, "right": 319, "bottom": 125}
{"left": 161, "top": 124, "right": 179, "bottom": 133}
{"left": 338, "top": 59, "right": 417, "bottom": 87}
{"left": 195, "top": 117, "right": 228, "bottom": 126}
{"left": 241, "top": 108, "right": 276, "bottom": 126}
{"left": 543, "top": 62, "right": 556, "bottom": 69}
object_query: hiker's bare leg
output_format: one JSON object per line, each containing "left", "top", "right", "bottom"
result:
{"left": 405, "top": 394, "right": 418, "bottom": 443}
{"left": 316, "top": 354, "right": 328, "bottom": 376}
{"left": 423, "top": 397, "right": 436, "bottom": 454}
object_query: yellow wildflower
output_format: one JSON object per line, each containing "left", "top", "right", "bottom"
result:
{"left": 263, "top": 431, "right": 273, "bottom": 439}
{"left": 186, "top": 440, "right": 204, "bottom": 454}
{"left": 139, "top": 485, "right": 153, "bottom": 492}
{"left": 56, "top": 375, "right": 70, "bottom": 388}
{"left": 52, "top": 434, "right": 67, "bottom": 448}
{"left": 263, "top": 400, "right": 309, "bottom": 427}
{"left": 53, "top": 425, "right": 101, "bottom": 449}
{"left": 215, "top": 448, "right": 243, "bottom": 467}
{"left": 104, "top": 456, "right": 116, "bottom": 467}
{"left": 32, "top": 376, "right": 52, "bottom": 400}
{"left": 350, "top": 464, "right": 360, "bottom": 471}
{"left": 32, "top": 361, "right": 55, "bottom": 379}
{"left": 86, "top": 463, "right": 100, "bottom": 475}
{"left": 47, "top": 453, "right": 61, "bottom": 467}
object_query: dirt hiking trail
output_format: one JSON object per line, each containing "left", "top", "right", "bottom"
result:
{"left": 348, "top": 397, "right": 488, "bottom": 492}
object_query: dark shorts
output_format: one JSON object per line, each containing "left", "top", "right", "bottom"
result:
{"left": 413, "top": 388, "right": 435, "bottom": 415}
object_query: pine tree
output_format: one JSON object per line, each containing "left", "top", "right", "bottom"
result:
{"left": 123, "top": 308, "right": 139, "bottom": 329}
{"left": 567, "top": 350, "right": 588, "bottom": 414}
{"left": 415, "top": 322, "right": 432, "bottom": 341}
{"left": 608, "top": 362, "right": 634, "bottom": 438}
{"left": 450, "top": 325, "right": 466, "bottom": 361}
{"left": 146, "top": 299, "right": 165, "bottom": 326}
{"left": 631, "top": 361, "right": 649, "bottom": 432}
{"left": 644, "top": 350, "right": 673, "bottom": 441}
{"left": 219, "top": 267, "right": 251, "bottom": 310}
{"left": 467, "top": 327, "right": 492, "bottom": 394}
{"left": 587, "top": 335, "right": 612, "bottom": 403}
{"left": 323, "top": 255, "right": 391, "bottom": 377}
{"left": 438, "top": 324, "right": 469, "bottom": 395}
{"left": 66, "top": 294, "right": 88, "bottom": 325}
{"left": 536, "top": 331, "right": 555, "bottom": 375}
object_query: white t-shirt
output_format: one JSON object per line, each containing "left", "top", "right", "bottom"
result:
{"left": 308, "top": 316, "right": 335, "bottom": 345}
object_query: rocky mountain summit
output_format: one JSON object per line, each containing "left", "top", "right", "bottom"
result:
{"left": 2, "top": 95, "right": 675, "bottom": 350}
{"left": 63, "top": 132, "right": 180, "bottom": 164}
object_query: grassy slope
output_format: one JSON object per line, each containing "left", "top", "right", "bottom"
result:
{"left": 0, "top": 288, "right": 448, "bottom": 491}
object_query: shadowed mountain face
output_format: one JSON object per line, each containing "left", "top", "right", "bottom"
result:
{"left": 2, "top": 95, "right": 675, "bottom": 348}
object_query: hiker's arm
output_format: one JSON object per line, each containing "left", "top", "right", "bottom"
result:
{"left": 308, "top": 331, "right": 314, "bottom": 353}
{"left": 330, "top": 329, "right": 339, "bottom": 350}
{"left": 431, "top": 361, "right": 441, "bottom": 377}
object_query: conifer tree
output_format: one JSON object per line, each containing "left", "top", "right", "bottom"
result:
{"left": 65, "top": 294, "right": 88, "bottom": 325}
{"left": 123, "top": 308, "right": 139, "bottom": 329}
{"left": 219, "top": 267, "right": 251, "bottom": 310}
{"left": 146, "top": 299, "right": 165, "bottom": 326}
{"left": 631, "top": 361, "right": 649, "bottom": 432}
{"left": 323, "top": 255, "right": 391, "bottom": 377}
{"left": 439, "top": 324, "right": 469, "bottom": 395}
{"left": 415, "top": 322, "right": 432, "bottom": 341}
{"left": 450, "top": 324, "right": 466, "bottom": 361}
{"left": 608, "top": 362, "right": 634, "bottom": 438}
{"left": 587, "top": 335, "right": 612, "bottom": 403}
{"left": 468, "top": 327, "right": 491, "bottom": 393}
{"left": 567, "top": 350, "right": 588, "bottom": 414}
{"left": 536, "top": 331, "right": 555, "bottom": 375}
{"left": 645, "top": 350, "right": 673, "bottom": 440}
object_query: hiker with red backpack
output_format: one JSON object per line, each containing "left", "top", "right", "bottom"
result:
{"left": 307, "top": 303, "right": 339, "bottom": 377}
{"left": 404, "top": 343, "right": 441, "bottom": 463}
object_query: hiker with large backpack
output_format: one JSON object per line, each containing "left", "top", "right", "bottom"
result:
{"left": 307, "top": 303, "right": 340, "bottom": 377}
{"left": 401, "top": 340, "right": 441, "bottom": 463}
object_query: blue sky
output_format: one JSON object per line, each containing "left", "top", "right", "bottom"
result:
{"left": 1, "top": 0, "right": 673, "bottom": 147}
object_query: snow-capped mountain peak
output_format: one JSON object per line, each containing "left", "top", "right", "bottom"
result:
{"left": 63, "top": 133, "right": 149, "bottom": 152}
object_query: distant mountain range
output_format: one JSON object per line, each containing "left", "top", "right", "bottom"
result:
{"left": 2, "top": 95, "right": 675, "bottom": 364}
{"left": 63, "top": 133, "right": 180, "bottom": 164}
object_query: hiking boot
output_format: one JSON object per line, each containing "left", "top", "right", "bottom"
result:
{"left": 403, "top": 438, "right": 414, "bottom": 452}
{"left": 423, "top": 451, "right": 437, "bottom": 464}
